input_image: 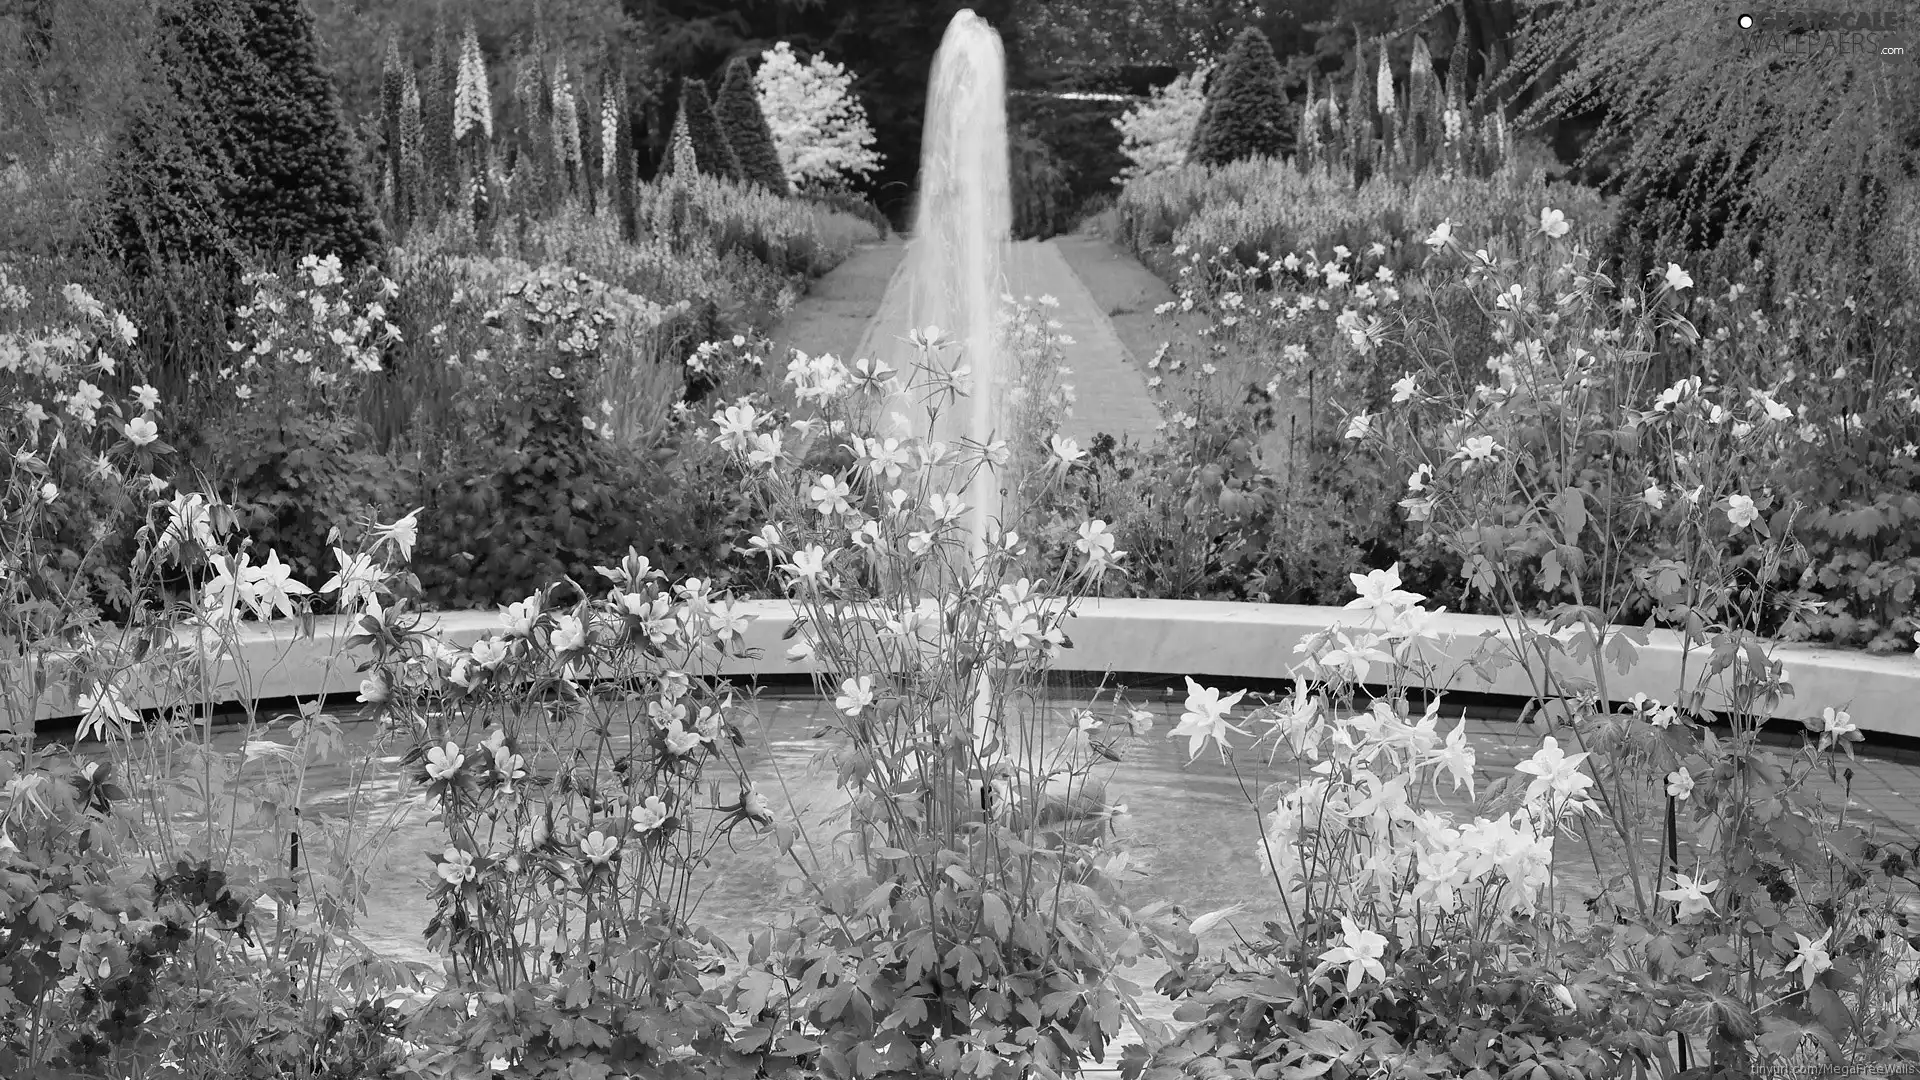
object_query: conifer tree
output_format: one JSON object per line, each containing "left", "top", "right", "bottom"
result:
{"left": 218, "top": 0, "right": 382, "bottom": 266}
{"left": 714, "top": 56, "right": 789, "bottom": 195}
{"left": 1185, "top": 66, "right": 1217, "bottom": 165}
{"left": 98, "top": 0, "right": 246, "bottom": 269}
{"left": 1188, "top": 27, "right": 1292, "bottom": 168}
{"left": 679, "top": 77, "right": 741, "bottom": 182}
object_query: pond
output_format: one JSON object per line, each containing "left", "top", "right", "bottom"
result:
{"left": 142, "top": 686, "right": 1920, "bottom": 1036}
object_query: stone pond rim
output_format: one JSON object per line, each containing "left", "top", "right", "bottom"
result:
{"left": 24, "top": 598, "right": 1920, "bottom": 745}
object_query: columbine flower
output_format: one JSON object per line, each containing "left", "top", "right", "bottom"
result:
{"left": 1659, "top": 871, "right": 1719, "bottom": 921}
{"left": 1315, "top": 915, "right": 1389, "bottom": 992}
{"left": 1455, "top": 434, "right": 1501, "bottom": 464}
{"left": 426, "top": 742, "right": 464, "bottom": 781}
{"left": 319, "top": 548, "right": 383, "bottom": 610}
{"left": 1664, "top": 263, "right": 1693, "bottom": 291}
{"left": 1642, "top": 483, "right": 1666, "bottom": 510}
{"left": 1168, "top": 677, "right": 1249, "bottom": 761}
{"left": 1075, "top": 519, "right": 1124, "bottom": 575}
{"left": 1725, "top": 493, "right": 1759, "bottom": 530}
{"left": 1666, "top": 767, "right": 1695, "bottom": 801}
{"left": 1049, "top": 434, "right": 1087, "bottom": 468}
{"left": 631, "top": 794, "right": 670, "bottom": 832}
{"left": 243, "top": 549, "right": 312, "bottom": 620}
{"left": 1345, "top": 564, "right": 1424, "bottom": 617}
{"left": 1539, "top": 207, "right": 1570, "bottom": 239}
{"left": 807, "top": 473, "right": 852, "bottom": 518}
{"left": 358, "top": 675, "right": 389, "bottom": 704}
{"left": 836, "top": 675, "right": 875, "bottom": 716}
{"left": 1817, "top": 707, "right": 1861, "bottom": 752}
{"left": 783, "top": 544, "right": 828, "bottom": 584}
{"left": 436, "top": 847, "right": 478, "bottom": 885}
{"left": 1390, "top": 374, "right": 1417, "bottom": 403}
{"left": 1515, "top": 737, "right": 1595, "bottom": 806}
{"left": 550, "top": 613, "right": 588, "bottom": 653}
{"left": 580, "top": 831, "right": 619, "bottom": 865}
{"left": 38, "top": 482, "right": 57, "bottom": 504}
{"left": 1343, "top": 411, "right": 1373, "bottom": 440}
{"left": 1428, "top": 720, "right": 1477, "bottom": 798}
{"left": 123, "top": 416, "right": 159, "bottom": 447}
{"left": 377, "top": 509, "right": 420, "bottom": 563}
{"left": 1784, "top": 931, "right": 1833, "bottom": 989}
{"left": 1425, "top": 220, "right": 1454, "bottom": 249}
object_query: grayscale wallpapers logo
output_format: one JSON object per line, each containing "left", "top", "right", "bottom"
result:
{"left": 1735, "top": 7, "right": 1915, "bottom": 57}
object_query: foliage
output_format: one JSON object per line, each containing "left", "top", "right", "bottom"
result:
{"left": 1501, "top": 0, "right": 1920, "bottom": 302}
{"left": 715, "top": 56, "right": 791, "bottom": 197}
{"left": 95, "top": 0, "right": 383, "bottom": 273}
{"left": 679, "top": 77, "right": 742, "bottom": 184}
{"left": 702, "top": 306, "right": 1151, "bottom": 1080}
{"left": 1120, "top": 209, "right": 1920, "bottom": 1072}
{"left": 1009, "top": 123, "right": 1073, "bottom": 241}
{"left": 94, "top": 0, "right": 247, "bottom": 272}
{"left": 753, "top": 42, "right": 884, "bottom": 192}
{"left": 1113, "top": 65, "right": 1210, "bottom": 185}
{"left": 1187, "top": 28, "right": 1293, "bottom": 168}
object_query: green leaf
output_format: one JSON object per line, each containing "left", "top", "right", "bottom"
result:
{"left": 981, "top": 893, "right": 1010, "bottom": 942}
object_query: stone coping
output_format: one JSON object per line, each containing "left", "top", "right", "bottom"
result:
{"left": 19, "top": 599, "right": 1920, "bottom": 739}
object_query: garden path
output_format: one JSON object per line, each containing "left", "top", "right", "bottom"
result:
{"left": 840, "top": 234, "right": 1166, "bottom": 449}
{"left": 764, "top": 233, "right": 909, "bottom": 368}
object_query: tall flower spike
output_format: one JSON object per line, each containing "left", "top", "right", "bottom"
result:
{"left": 454, "top": 20, "right": 492, "bottom": 143}
{"left": 551, "top": 54, "right": 581, "bottom": 174}
{"left": 1376, "top": 46, "right": 1395, "bottom": 115}
{"left": 600, "top": 72, "right": 620, "bottom": 187}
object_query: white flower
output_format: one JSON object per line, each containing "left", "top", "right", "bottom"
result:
{"left": 783, "top": 544, "right": 828, "bottom": 584}
{"left": 243, "top": 549, "right": 312, "bottom": 620}
{"left": 472, "top": 637, "right": 511, "bottom": 670}
{"left": 1049, "top": 434, "right": 1087, "bottom": 468}
{"left": 1343, "top": 411, "right": 1373, "bottom": 440}
{"left": 1818, "top": 707, "right": 1860, "bottom": 751}
{"left": 1456, "top": 434, "right": 1501, "bottom": 462}
{"left": 807, "top": 473, "right": 853, "bottom": 518}
{"left": 1783, "top": 931, "right": 1833, "bottom": 989}
{"left": 1315, "top": 915, "right": 1389, "bottom": 992}
{"left": 436, "top": 847, "right": 478, "bottom": 885}
{"left": 38, "top": 482, "right": 58, "bottom": 504}
{"left": 1658, "top": 871, "right": 1718, "bottom": 921}
{"left": 378, "top": 509, "right": 421, "bottom": 563}
{"left": 550, "top": 613, "right": 588, "bottom": 653}
{"left": 580, "top": 831, "right": 620, "bottom": 865}
{"left": 836, "top": 675, "right": 875, "bottom": 716}
{"left": 1345, "top": 564, "right": 1424, "bottom": 616}
{"left": 426, "top": 742, "right": 464, "bottom": 781}
{"left": 1725, "top": 493, "right": 1759, "bottom": 530}
{"left": 1390, "top": 374, "right": 1417, "bottom": 403}
{"left": 123, "top": 416, "right": 159, "bottom": 447}
{"left": 1168, "top": 678, "right": 1249, "bottom": 761}
{"left": 1539, "top": 207, "right": 1570, "bottom": 239}
{"left": 1425, "top": 220, "right": 1454, "bottom": 249}
{"left": 1515, "top": 737, "right": 1597, "bottom": 811}
{"left": 631, "top": 794, "right": 670, "bottom": 832}
{"left": 501, "top": 598, "right": 540, "bottom": 638}
{"left": 1642, "top": 484, "right": 1666, "bottom": 510}
{"left": 1666, "top": 767, "right": 1695, "bottom": 801}
{"left": 1664, "top": 263, "right": 1693, "bottom": 291}
{"left": 357, "top": 675, "right": 389, "bottom": 704}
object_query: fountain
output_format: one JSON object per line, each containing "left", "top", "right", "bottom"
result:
{"left": 881, "top": 8, "right": 1015, "bottom": 572}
